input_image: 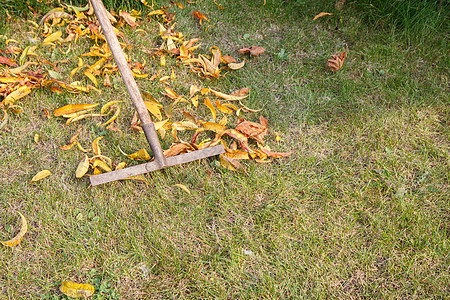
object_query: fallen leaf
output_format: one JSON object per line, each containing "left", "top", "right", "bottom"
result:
{"left": 75, "top": 155, "right": 89, "bottom": 178}
{"left": 1, "top": 212, "right": 27, "bottom": 247}
{"left": 0, "top": 56, "right": 17, "bottom": 66}
{"left": 228, "top": 60, "right": 245, "bottom": 70}
{"left": 193, "top": 11, "right": 209, "bottom": 25}
{"left": 220, "top": 153, "right": 242, "bottom": 171}
{"left": 238, "top": 46, "right": 265, "bottom": 56}
{"left": 313, "top": 12, "right": 333, "bottom": 20}
{"left": 210, "top": 89, "right": 249, "bottom": 101}
{"left": 204, "top": 98, "right": 216, "bottom": 121}
{"left": 31, "top": 170, "right": 52, "bottom": 181}
{"left": 327, "top": 51, "right": 346, "bottom": 72}
{"left": 3, "top": 85, "right": 33, "bottom": 105}
{"left": 119, "top": 10, "right": 137, "bottom": 28}
{"left": 60, "top": 281, "right": 95, "bottom": 299}
{"left": 174, "top": 183, "right": 191, "bottom": 194}
{"left": 230, "top": 87, "right": 250, "bottom": 97}
{"left": 235, "top": 116, "right": 268, "bottom": 144}
{"left": 119, "top": 147, "right": 151, "bottom": 161}
{"left": 92, "top": 137, "right": 103, "bottom": 156}
{"left": 54, "top": 103, "right": 99, "bottom": 116}
{"left": 34, "top": 134, "right": 39, "bottom": 144}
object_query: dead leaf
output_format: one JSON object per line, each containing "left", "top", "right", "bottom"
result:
{"left": 76, "top": 155, "right": 89, "bottom": 178}
{"left": 228, "top": 61, "right": 245, "bottom": 70}
{"left": 193, "top": 11, "right": 209, "bottom": 25}
{"left": 230, "top": 87, "right": 250, "bottom": 97}
{"left": 54, "top": 103, "right": 99, "bottom": 116}
{"left": 204, "top": 98, "right": 216, "bottom": 121}
{"left": 119, "top": 10, "right": 137, "bottom": 28}
{"left": 220, "top": 153, "right": 242, "bottom": 171}
{"left": 313, "top": 12, "right": 333, "bottom": 20}
{"left": 210, "top": 89, "right": 249, "bottom": 101}
{"left": 0, "top": 56, "right": 17, "bottom": 66}
{"left": 327, "top": 51, "right": 346, "bottom": 72}
{"left": 119, "top": 147, "right": 151, "bottom": 161}
{"left": 235, "top": 116, "right": 268, "bottom": 144}
{"left": 31, "top": 170, "right": 52, "bottom": 181}
{"left": 1, "top": 212, "right": 27, "bottom": 247}
{"left": 60, "top": 281, "right": 95, "bottom": 298}
{"left": 174, "top": 183, "right": 191, "bottom": 194}
{"left": 92, "top": 137, "right": 103, "bottom": 156}
{"left": 238, "top": 46, "right": 265, "bottom": 56}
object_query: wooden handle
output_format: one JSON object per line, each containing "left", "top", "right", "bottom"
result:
{"left": 90, "top": 0, "right": 152, "bottom": 125}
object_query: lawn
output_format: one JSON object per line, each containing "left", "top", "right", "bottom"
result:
{"left": 0, "top": 0, "right": 448, "bottom": 298}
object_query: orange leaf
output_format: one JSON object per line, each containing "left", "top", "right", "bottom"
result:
{"left": 238, "top": 46, "right": 265, "bottom": 56}
{"left": 204, "top": 98, "right": 216, "bottom": 121}
{"left": 54, "top": 103, "right": 99, "bottom": 116}
{"left": 327, "top": 51, "right": 346, "bottom": 72}
{"left": 235, "top": 116, "right": 268, "bottom": 144}
{"left": 193, "top": 11, "right": 209, "bottom": 25}
{"left": 313, "top": 12, "right": 333, "bottom": 20}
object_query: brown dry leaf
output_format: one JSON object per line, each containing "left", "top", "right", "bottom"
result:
{"left": 193, "top": 10, "right": 209, "bottom": 25}
{"left": 1, "top": 212, "right": 27, "bottom": 247}
{"left": 235, "top": 116, "right": 268, "bottom": 144}
{"left": 60, "top": 281, "right": 95, "bottom": 299}
{"left": 221, "top": 55, "right": 236, "bottom": 64}
{"left": 260, "top": 146, "right": 292, "bottom": 158}
{"left": 60, "top": 127, "right": 82, "bottom": 150}
{"left": 230, "top": 87, "right": 250, "bottom": 97}
{"left": 238, "top": 46, "right": 265, "bottom": 56}
{"left": 75, "top": 155, "right": 90, "bottom": 178}
{"left": 327, "top": 51, "right": 346, "bottom": 72}
{"left": 313, "top": 12, "right": 333, "bottom": 20}
{"left": 119, "top": 10, "right": 137, "bottom": 28}
{"left": 31, "top": 170, "right": 52, "bottom": 182}
{"left": 164, "top": 143, "right": 190, "bottom": 157}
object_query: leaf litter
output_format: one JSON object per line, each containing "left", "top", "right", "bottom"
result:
{"left": 0, "top": 1, "right": 292, "bottom": 183}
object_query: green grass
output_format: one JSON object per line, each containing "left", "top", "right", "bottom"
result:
{"left": 1, "top": 0, "right": 449, "bottom": 299}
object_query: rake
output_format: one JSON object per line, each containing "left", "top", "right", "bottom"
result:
{"left": 89, "top": 0, "right": 225, "bottom": 186}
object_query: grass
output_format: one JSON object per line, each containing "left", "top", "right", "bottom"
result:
{"left": 1, "top": 0, "right": 449, "bottom": 298}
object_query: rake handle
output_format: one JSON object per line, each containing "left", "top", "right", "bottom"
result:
{"left": 90, "top": 0, "right": 167, "bottom": 166}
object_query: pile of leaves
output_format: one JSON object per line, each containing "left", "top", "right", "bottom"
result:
{"left": 1, "top": 1, "right": 292, "bottom": 181}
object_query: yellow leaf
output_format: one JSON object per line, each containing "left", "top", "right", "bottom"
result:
{"left": 144, "top": 101, "right": 162, "bottom": 120}
{"left": 102, "top": 105, "right": 120, "bottom": 126}
{"left": 313, "top": 12, "right": 333, "bottom": 20}
{"left": 76, "top": 155, "right": 89, "bottom": 178}
{"left": 115, "top": 162, "right": 127, "bottom": 170}
{"left": 164, "top": 86, "right": 178, "bottom": 99}
{"left": 190, "top": 95, "right": 199, "bottom": 107}
{"left": 216, "top": 100, "right": 233, "bottom": 114}
{"left": 219, "top": 115, "right": 227, "bottom": 126}
{"left": 93, "top": 159, "right": 112, "bottom": 172}
{"left": 219, "top": 154, "right": 241, "bottom": 171}
{"left": 1, "top": 212, "right": 27, "bottom": 247}
{"left": 190, "top": 85, "right": 200, "bottom": 97}
{"left": 228, "top": 60, "right": 245, "bottom": 70}
{"left": 100, "top": 101, "right": 124, "bottom": 114}
{"left": 174, "top": 184, "right": 191, "bottom": 194}
{"left": 92, "top": 137, "right": 103, "bottom": 156}
{"left": 42, "top": 30, "right": 62, "bottom": 45}
{"left": 3, "top": 85, "right": 33, "bottom": 105}
{"left": 83, "top": 70, "right": 98, "bottom": 86}
{"left": 31, "top": 170, "right": 52, "bottom": 182}
{"left": 160, "top": 54, "right": 166, "bottom": 67}
{"left": 119, "top": 147, "right": 151, "bottom": 161}
{"left": 60, "top": 281, "right": 95, "bottom": 298}
{"left": 275, "top": 132, "right": 281, "bottom": 142}
{"left": 34, "top": 134, "right": 39, "bottom": 144}
{"left": 54, "top": 103, "right": 99, "bottom": 116}
{"left": 204, "top": 98, "right": 216, "bottom": 121}
{"left": 210, "top": 89, "right": 248, "bottom": 101}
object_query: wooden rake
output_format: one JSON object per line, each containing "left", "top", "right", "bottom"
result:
{"left": 89, "top": 0, "right": 224, "bottom": 186}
